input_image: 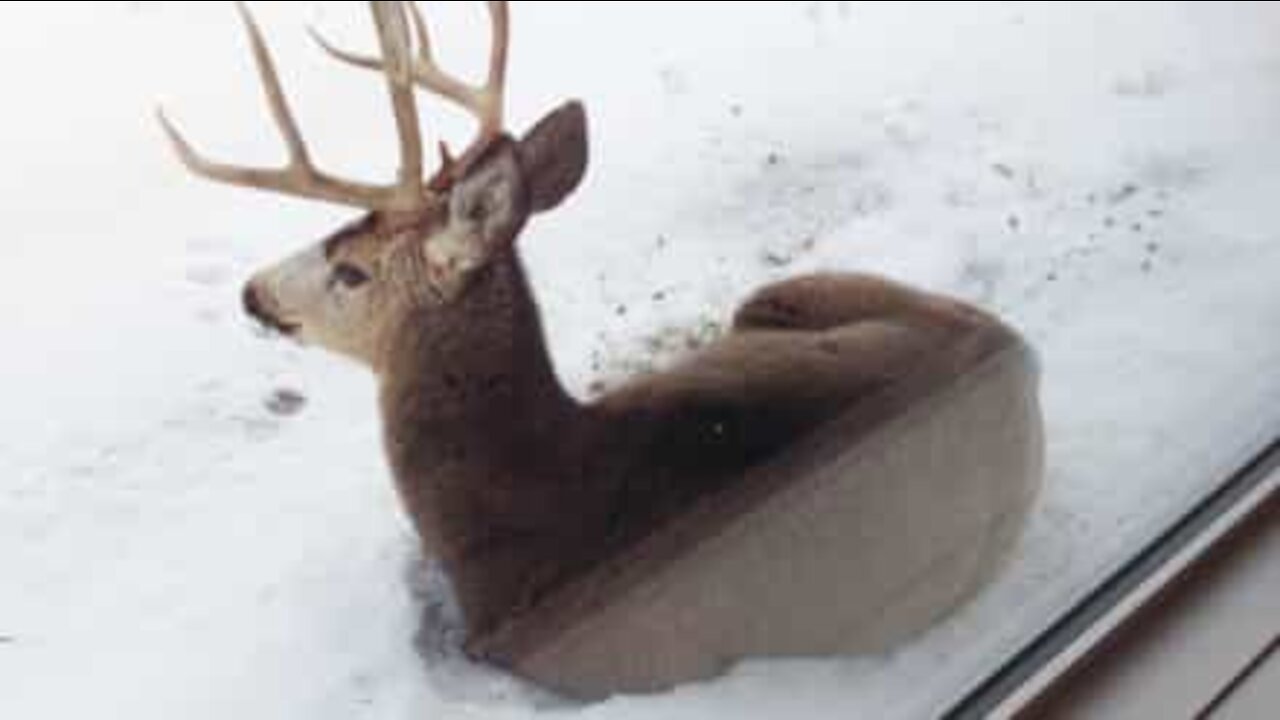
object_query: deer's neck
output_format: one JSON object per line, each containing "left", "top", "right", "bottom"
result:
{"left": 378, "top": 252, "right": 579, "bottom": 472}
{"left": 377, "top": 253, "right": 616, "bottom": 633}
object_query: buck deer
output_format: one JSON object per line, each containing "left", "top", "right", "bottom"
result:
{"left": 161, "top": 1, "right": 1026, "bottom": 643}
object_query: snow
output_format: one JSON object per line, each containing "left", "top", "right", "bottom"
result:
{"left": 3, "top": 2, "right": 1279, "bottom": 718}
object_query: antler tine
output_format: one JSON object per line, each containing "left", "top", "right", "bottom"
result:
{"left": 235, "top": 0, "right": 309, "bottom": 167}
{"left": 315, "top": 2, "right": 511, "bottom": 156}
{"left": 371, "top": 1, "right": 425, "bottom": 201}
{"left": 407, "top": 0, "right": 509, "bottom": 143}
{"left": 160, "top": 2, "right": 421, "bottom": 211}
{"left": 157, "top": 108, "right": 382, "bottom": 208}
{"left": 307, "top": 26, "right": 383, "bottom": 73}
{"left": 482, "top": 1, "right": 510, "bottom": 132}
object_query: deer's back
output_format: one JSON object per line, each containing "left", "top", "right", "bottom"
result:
{"left": 590, "top": 310, "right": 987, "bottom": 533}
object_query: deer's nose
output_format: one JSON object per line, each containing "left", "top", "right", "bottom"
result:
{"left": 242, "top": 283, "right": 298, "bottom": 335}
{"left": 243, "top": 283, "right": 270, "bottom": 325}
{"left": 240, "top": 281, "right": 300, "bottom": 335}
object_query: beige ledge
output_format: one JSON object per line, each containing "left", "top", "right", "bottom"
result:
{"left": 469, "top": 325, "right": 1046, "bottom": 700}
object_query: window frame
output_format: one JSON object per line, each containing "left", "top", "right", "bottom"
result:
{"left": 944, "top": 435, "right": 1280, "bottom": 718}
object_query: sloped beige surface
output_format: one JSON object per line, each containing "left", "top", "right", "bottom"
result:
{"left": 475, "top": 336, "right": 1045, "bottom": 699}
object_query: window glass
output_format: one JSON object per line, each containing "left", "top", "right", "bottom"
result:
{"left": 1, "top": 3, "right": 1276, "bottom": 718}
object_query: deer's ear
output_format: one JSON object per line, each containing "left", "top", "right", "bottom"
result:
{"left": 517, "top": 101, "right": 589, "bottom": 214}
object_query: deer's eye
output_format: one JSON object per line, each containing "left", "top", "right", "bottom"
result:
{"left": 331, "top": 262, "right": 371, "bottom": 289}
{"left": 463, "top": 193, "right": 491, "bottom": 223}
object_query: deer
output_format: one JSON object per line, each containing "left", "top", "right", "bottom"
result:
{"left": 161, "top": 1, "right": 1027, "bottom": 649}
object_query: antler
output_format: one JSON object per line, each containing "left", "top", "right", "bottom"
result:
{"left": 312, "top": 1, "right": 510, "bottom": 160}
{"left": 159, "top": 2, "right": 428, "bottom": 212}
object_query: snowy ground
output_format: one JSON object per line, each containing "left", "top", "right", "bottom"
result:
{"left": 2, "top": 2, "right": 1279, "bottom": 718}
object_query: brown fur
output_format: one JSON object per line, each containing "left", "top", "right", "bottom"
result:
{"left": 162, "top": 4, "right": 1015, "bottom": 642}
{"left": 374, "top": 247, "right": 1011, "bottom": 636}
{"left": 226, "top": 100, "right": 1016, "bottom": 640}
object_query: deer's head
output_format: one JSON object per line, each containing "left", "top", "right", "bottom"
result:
{"left": 161, "top": 1, "right": 587, "bottom": 368}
